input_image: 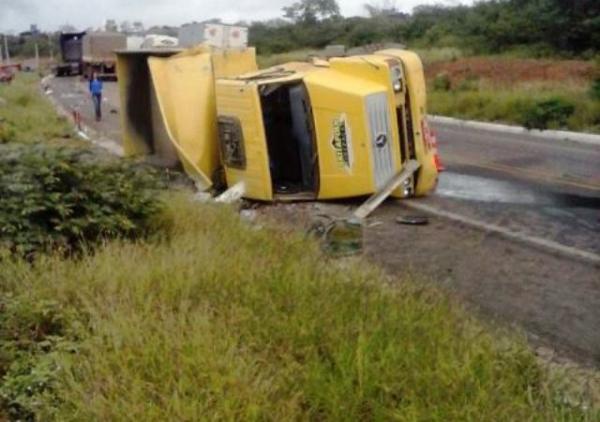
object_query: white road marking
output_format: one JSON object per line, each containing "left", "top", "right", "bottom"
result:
{"left": 401, "top": 201, "right": 600, "bottom": 265}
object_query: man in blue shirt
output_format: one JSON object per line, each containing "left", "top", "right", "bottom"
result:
{"left": 89, "top": 73, "right": 103, "bottom": 121}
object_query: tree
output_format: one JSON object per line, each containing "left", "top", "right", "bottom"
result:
{"left": 364, "top": 0, "right": 398, "bottom": 17}
{"left": 283, "top": 0, "right": 341, "bottom": 24}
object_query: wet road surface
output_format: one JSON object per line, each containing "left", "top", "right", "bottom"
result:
{"left": 430, "top": 121, "right": 600, "bottom": 256}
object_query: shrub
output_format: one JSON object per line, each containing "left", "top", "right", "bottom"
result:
{"left": 0, "top": 296, "right": 79, "bottom": 421}
{"left": 0, "top": 144, "right": 163, "bottom": 258}
{"left": 433, "top": 72, "right": 451, "bottom": 91}
{"left": 456, "top": 74, "right": 480, "bottom": 91}
{"left": 590, "top": 79, "right": 600, "bottom": 101}
{"left": 521, "top": 97, "right": 575, "bottom": 130}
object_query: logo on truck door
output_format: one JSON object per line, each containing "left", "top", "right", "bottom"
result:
{"left": 331, "top": 114, "right": 353, "bottom": 171}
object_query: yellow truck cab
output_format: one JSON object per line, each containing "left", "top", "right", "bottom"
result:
{"left": 116, "top": 47, "right": 440, "bottom": 202}
{"left": 216, "top": 50, "right": 439, "bottom": 201}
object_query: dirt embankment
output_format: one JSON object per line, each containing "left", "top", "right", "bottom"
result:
{"left": 425, "top": 57, "right": 595, "bottom": 85}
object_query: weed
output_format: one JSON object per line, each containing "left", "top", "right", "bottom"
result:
{"left": 456, "top": 74, "right": 480, "bottom": 92}
{"left": 521, "top": 98, "right": 575, "bottom": 130}
{"left": 0, "top": 74, "right": 72, "bottom": 145}
{"left": 428, "top": 81, "right": 598, "bottom": 133}
{"left": 590, "top": 79, "right": 600, "bottom": 101}
{"left": 433, "top": 72, "right": 451, "bottom": 91}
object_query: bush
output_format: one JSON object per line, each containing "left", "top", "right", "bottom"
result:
{"left": 0, "top": 144, "right": 163, "bottom": 258}
{"left": 0, "top": 296, "right": 79, "bottom": 421}
{"left": 590, "top": 79, "right": 600, "bottom": 101}
{"left": 521, "top": 97, "right": 576, "bottom": 130}
{"left": 456, "top": 74, "right": 480, "bottom": 92}
{"left": 433, "top": 72, "right": 451, "bottom": 91}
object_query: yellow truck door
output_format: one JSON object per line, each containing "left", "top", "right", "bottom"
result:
{"left": 216, "top": 80, "right": 273, "bottom": 201}
{"left": 148, "top": 53, "right": 220, "bottom": 189}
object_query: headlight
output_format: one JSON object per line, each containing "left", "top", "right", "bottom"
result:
{"left": 402, "top": 176, "right": 414, "bottom": 196}
{"left": 390, "top": 66, "right": 403, "bottom": 92}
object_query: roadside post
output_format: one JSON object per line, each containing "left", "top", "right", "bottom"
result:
{"left": 3, "top": 35, "right": 10, "bottom": 64}
{"left": 35, "top": 43, "right": 40, "bottom": 71}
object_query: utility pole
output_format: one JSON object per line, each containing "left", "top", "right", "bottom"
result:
{"left": 3, "top": 35, "right": 10, "bottom": 64}
{"left": 48, "top": 34, "right": 54, "bottom": 61}
{"left": 34, "top": 42, "right": 39, "bottom": 70}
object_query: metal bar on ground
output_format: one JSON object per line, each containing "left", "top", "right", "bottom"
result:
{"left": 353, "top": 159, "right": 420, "bottom": 220}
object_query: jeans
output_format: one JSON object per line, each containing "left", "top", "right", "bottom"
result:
{"left": 92, "top": 93, "right": 102, "bottom": 121}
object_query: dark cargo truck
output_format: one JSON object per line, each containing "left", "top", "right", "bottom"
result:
{"left": 82, "top": 32, "right": 127, "bottom": 80}
{"left": 55, "top": 31, "right": 85, "bottom": 76}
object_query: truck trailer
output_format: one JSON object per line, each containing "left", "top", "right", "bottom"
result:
{"left": 116, "top": 46, "right": 440, "bottom": 202}
{"left": 82, "top": 32, "right": 127, "bottom": 80}
{"left": 55, "top": 31, "right": 85, "bottom": 76}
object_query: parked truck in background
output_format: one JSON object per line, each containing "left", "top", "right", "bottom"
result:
{"left": 82, "top": 32, "right": 127, "bottom": 80}
{"left": 55, "top": 31, "right": 85, "bottom": 77}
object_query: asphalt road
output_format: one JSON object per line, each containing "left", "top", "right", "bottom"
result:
{"left": 429, "top": 121, "right": 600, "bottom": 256}
{"left": 366, "top": 121, "right": 600, "bottom": 365}
{"left": 47, "top": 76, "right": 122, "bottom": 144}
{"left": 48, "top": 76, "right": 600, "bottom": 365}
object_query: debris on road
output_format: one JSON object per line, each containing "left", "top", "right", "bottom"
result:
{"left": 307, "top": 215, "right": 363, "bottom": 256}
{"left": 396, "top": 215, "right": 429, "bottom": 225}
{"left": 240, "top": 209, "right": 258, "bottom": 222}
{"left": 215, "top": 181, "right": 245, "bottom": 204}
{"left": 353, "top": 160, "right": 421, "bottom": 220}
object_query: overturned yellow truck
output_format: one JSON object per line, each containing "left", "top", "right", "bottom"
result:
{"left": 117, "top": 47, "right": 441, "bottom": 202}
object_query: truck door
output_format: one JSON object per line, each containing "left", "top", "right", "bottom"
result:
{"left": 216, "top": 81, "right": 273, "bottom": 201}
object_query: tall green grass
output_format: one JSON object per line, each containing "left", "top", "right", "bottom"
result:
{"left": 0, "top": 195, "right": 592, "bottom": 420}
{"left": 428, "top": 80, "right": 600, "bottom": 133}
{"left": 0, "top": 74, "right": 72, "bottom": 144}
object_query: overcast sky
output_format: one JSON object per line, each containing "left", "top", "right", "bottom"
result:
{"left": 1, "top": 0, "right": 471, "bottom": 33}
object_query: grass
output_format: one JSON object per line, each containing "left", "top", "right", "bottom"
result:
{"left": 428, "top": 79, "right": 600, "bottom": 133}
{"left": 1, "top": 195, "right": 596, "bottom": 420}
{"left": 0, "top": 74, "right": 73, "bottom": 144}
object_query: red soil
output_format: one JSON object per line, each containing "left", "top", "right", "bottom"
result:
{"left": 425, "top": 57, "right": 595, "bottom": 84}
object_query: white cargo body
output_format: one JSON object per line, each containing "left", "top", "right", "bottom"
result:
{"left": 178, "top": 22, "right": 248, "bottom": 48}
{"left": 224, "top": 26, "right": 248, "bottom": 48}
{"left": 126, "top": 36, "right": 144, "bottom": 50}
{"left": 202, "top": 23, "right": 226, "bottom": 47}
